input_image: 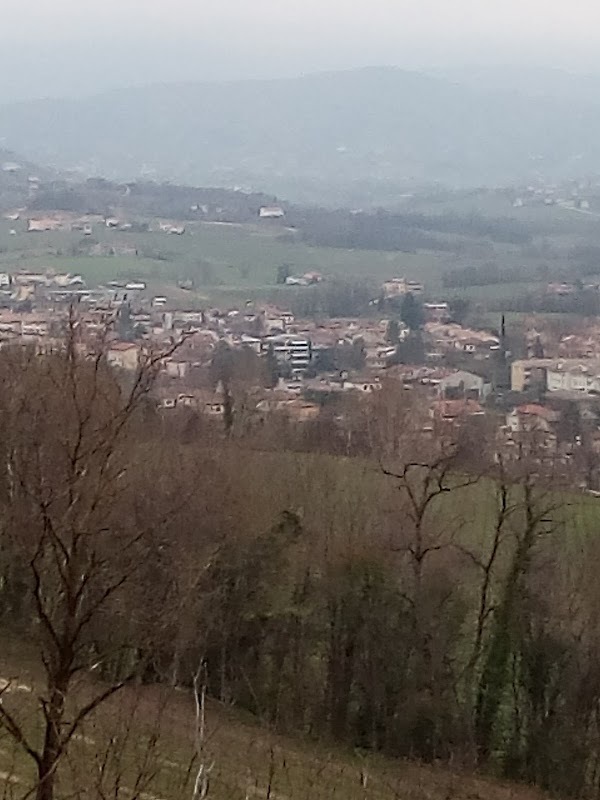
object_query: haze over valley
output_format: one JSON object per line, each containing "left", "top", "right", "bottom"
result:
{"left": 3, "top": 65, "right": 600, "bottom": 203}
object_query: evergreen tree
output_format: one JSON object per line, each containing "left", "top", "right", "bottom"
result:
{"left": 276, "top": 263, "right": 292, "bottom": 284}
{"left": 394, "top": 332, "right": 426, "bottom": 364}
{"left": 264, "top": 344, "right": 280, "bottom": 388}
{"left": 400, "top": 293, "right": 424, "bottom": 331}
{"left": 222, "top": 380, "right": 234, "bottom": 435}
{"left": 449, "top": 297, "right": 471, "bottom": 325}
{"left": 532, "top": 335, "right": 545, "bottom": 359}
{"left": 116, "top": 303, "right": 134, "bottom": 341}
{"left": 210, "top": 341, "right": 234, "bottom": 388}
{"left": 386, "top": 318, "right": 400, "bottom": 345}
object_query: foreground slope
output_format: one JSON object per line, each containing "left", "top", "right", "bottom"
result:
{"left": 0, "top": 640, "right": 546, "bottom": 800}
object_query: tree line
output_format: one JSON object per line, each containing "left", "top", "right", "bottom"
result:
{"left": 290, "top": 209, "right": 533, "bottom": 251}
{"left": 26, "top": 178, "right": 281, "bottom": 223}
{"left": 442, "top": 262, "right": 525, "bottom": 288}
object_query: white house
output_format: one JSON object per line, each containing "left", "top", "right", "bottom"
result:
{"left": 546, "top": 361, "right": 600, "bottom": 395}
{"left": 382, "top": 277, "right": 424, "bottom": 298}
{"left": 106, "top": 342, "right": 140, "bottom": 371}
{"left": 164, "top": 360, "right": 189, "bottom": 379}
{"left": 28, "top": 218, "right": 61, "bottom": 232}
{"left": 439, "top": 370, "right": 490, "bottom": 401}
{"left": 240, "top": 334, "right": 262, "bottom": 354}
{"left": 259, "top": 206, "right": 285, "bottom": 219}
{"left": 507, "top": 404, "right": 560, "bottom": 434}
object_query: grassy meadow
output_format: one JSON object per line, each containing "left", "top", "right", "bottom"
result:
{"left": 0, "top": 218, "right": 448, "bottom": 295}
{"left": 0, "top": 196, "right": 599, "bottom": 309}
{"left": 0, "top": 216, "right": 560, "bottom": 306}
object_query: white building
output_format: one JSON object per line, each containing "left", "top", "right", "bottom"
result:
{"left": 511, "top": 358, "right": 600, "bottom": 396}
{"left": 240, "top": 334, "right": 262, "bottom": 354}
{"left": 382, "top": 277, "right": 424, "bottom": 298}
{"left": 439, "top": 370, "right": 491, "bottom": 400}
{"left": 264, "top": 335, "right": 311, "bottom": 374}
{"left": 106, "top": 342, "right": 140, "bottom": 371}
{"left": 259, "top": 206, "right": 285, "bottom": 219}
{"left": 28, "top": 218, "right": 62, "bottom": 232}
{"left": 546, "top": 361, "right": 600, "bottom": 395}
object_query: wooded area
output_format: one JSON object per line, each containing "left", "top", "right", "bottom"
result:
{"left": 0, "top": 337, "right": 599, "bottom": 799}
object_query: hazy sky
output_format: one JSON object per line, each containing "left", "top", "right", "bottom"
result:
{"left": 2, "top": 0, "right": 600, "bottom": 101}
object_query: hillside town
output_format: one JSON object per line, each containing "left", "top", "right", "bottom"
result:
{"left": 1, "top": 258, "right": 600, "bottom": 490}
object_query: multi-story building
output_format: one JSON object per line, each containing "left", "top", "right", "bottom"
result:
{"left": 511, "top": 359, "right": 556, "bottom": 393}
{"left": 264, "top": 334, "right": 311, "bottom": 374}
{"left": 511, "top": 358, "right": 600, "bottom": 396}
{"left": 546, "top": 361, "right": 600, "bottom": 395}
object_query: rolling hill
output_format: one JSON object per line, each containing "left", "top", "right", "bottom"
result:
{"left": 1, "top": 67, "right": 600, "bottom": 202}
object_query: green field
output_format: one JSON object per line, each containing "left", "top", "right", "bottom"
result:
{"left": 0, "top": 217, "right": 553, "bottom": 303}
{"left": 0, "top": 204, "right": 598, "bottom": 308}
{"left": 404, "top": 190, "right": 600, "bottom": 233}
{"left": 0, "top": 219, "right": 449, "bottom": 294}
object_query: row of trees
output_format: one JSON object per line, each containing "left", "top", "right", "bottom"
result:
{"left": 28, "top": 178, "right": 280, "bottom": 223}
{"left": 486, "top": 287, "right": 600, "bottom": 316}
{"left": 291, "top": 208, "right": 533, "bottom": 250}
{"left": 442, "top": 261, "right": 524, "bottom": 288}
{"left": 284, "top": 278, "right": 375, "bottom": 318}
{"left": 0, "top": 340, "right": 599, "bottom": 798}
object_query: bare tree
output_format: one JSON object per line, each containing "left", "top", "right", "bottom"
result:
{"left": 382, "top": 448, "right": 478, "bottom": 606}
{"left": 474, "top": 473, "right": 559, "bottom": 764}
{"left": 457, "top": 464, "right": 515, "bottom": 685}
{"left": 191, "top": 663, "right": 214, "bottom": 800}
{"left": 0, "top": 332, "right": 187, "bottom": 800}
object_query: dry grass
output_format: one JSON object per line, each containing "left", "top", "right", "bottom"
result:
{"left": 0, "top": 641, "right": 548, "bottom": 800}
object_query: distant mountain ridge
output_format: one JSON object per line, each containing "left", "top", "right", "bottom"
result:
{"left": 1, "top": 66, "right": 600, "bottom": 202}
{"left": 427, "top": 65, "right": 600, "bottom": 103}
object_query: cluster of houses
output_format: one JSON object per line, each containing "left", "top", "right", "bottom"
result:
{"left": 284, "top": 271, "right": 323, "bottom": 287}
{"left": 510, "top": 180, "right": 594, "bottom": 210}
{"left": 0, "top": 265, "right": 503, "bottom": 426}
{"left": 5, "top": 205, "right": 287, "bottom": 234}
{"left": 425, "top": 321, "right": 500, "bottom": 358}
{"left": 2, "top": 211, "right": 186, "bottom": 236}
{"left": 2, "top": 253, "right": 600, "bottom": 488}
